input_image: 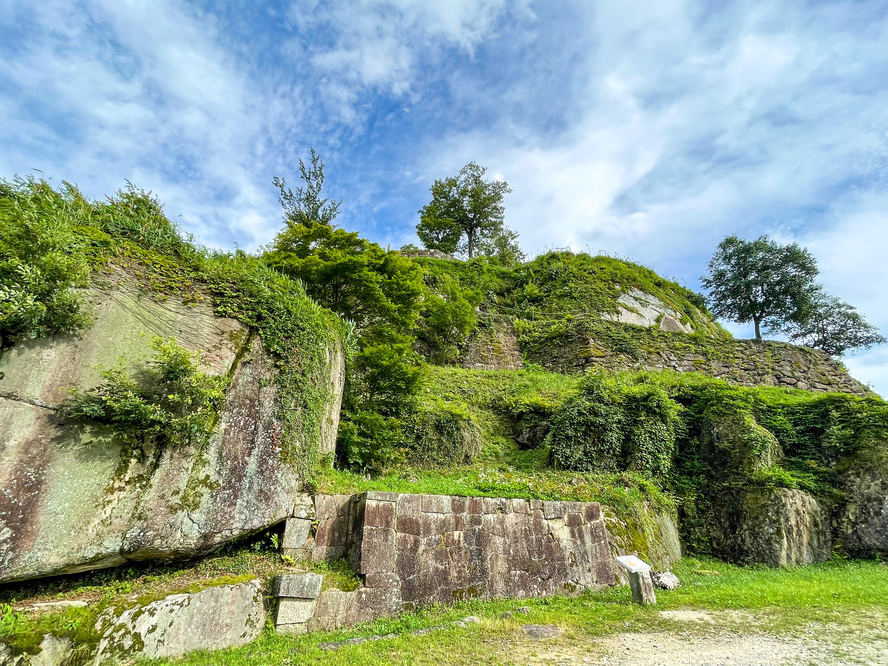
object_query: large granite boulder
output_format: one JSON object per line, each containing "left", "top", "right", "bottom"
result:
{"left": 709, "top": 487, "right": 832, "bottom": 566}
{"left": 0, "top": 281, "right": 343, "bottom": 583}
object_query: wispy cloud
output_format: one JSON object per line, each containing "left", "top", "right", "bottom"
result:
{"left": 1, "top": 0, "right": 886, "bottom": 391}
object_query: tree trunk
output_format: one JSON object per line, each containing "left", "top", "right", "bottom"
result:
{"left": 753, "top": 317, "right": 762, "bottom": 340}
{"left": 467, "top": 232, "right": 474, "bottom": 259}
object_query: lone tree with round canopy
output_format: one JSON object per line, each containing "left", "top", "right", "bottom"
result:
{"left": 702, "top": 234, "right": 883, "bottom": 357}
{"left": 702, "top": 234, "right": 819, "bottom": 340}
{"left": 416, "top": 162, "right": 519, "bottom": 260}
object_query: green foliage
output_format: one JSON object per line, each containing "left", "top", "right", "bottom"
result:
{"left": 702, "top": 234, "right": 820, "bottom": 339}
{"left": 404, "top": 400, "right": 483, "bottom": 466}
{"left": 778, "top": 289, "right": 885, "bottom": 357}
{"left": 272, "top": 147, "right": 341, "bottom": 228}
{"left": 0, "top": 177, "right": 92, "bottom": 347}
{"left": 0, "top": 177, "right": 343, "bottom": 481}
{"left": 61, "top": 338, "right": 228, "bottom": 451}
{"left": 417, "top": 162, "right": 520, "bottom": 261}
{"left": 266, "top": 222, "right": 424, "bottom": 334}
{"left": 547, "top": 373, "right": 681, "bottom": 476}
{"left": 416, "top": 272, "right": 481, "bottom": 363}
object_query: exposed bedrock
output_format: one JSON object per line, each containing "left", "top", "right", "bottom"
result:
{"left": 0, "top": 283, "right": 344, "bottom": 583}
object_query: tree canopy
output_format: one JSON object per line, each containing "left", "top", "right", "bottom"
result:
{"left": 416, "top": 162, "right": 522, "bottom": 262}
{"left": 702, "top": 234, "right": 883, "bottom": 356}
{"left": 701, "top": 234, "right": 819, "bottom": 340}
{"left": 272, "top": 147, "right": 341, "bottom": 228}
{"left": 777, "top": 289, "right": 885, "bottom": 357}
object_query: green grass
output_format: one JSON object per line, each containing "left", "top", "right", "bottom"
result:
{"left": 139, "top": 557, "right": 888, "bottom": 665}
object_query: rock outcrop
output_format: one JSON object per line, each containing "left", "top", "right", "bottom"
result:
{"left": 709, "top": 488, "right": 832, "bottom": 566}
{"left": 836, "top": 446, "right": 888, "bottom": 557}
{"left": 0, "top": 281, "right": 344, "bottom": 583}
{"left": 94, "top": 579, "right": 264, "bottom": 661}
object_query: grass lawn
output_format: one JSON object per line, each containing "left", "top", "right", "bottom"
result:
{"left": 142, "top": 557, "right": 888, "bottom": 665}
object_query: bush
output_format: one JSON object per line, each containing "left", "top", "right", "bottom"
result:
{"left": 61, "top": 338, "right": 228, "bottom": 452}
{"left": 0, "top": 178, "right": 91, "bottom": 347}
{"left": 405, "top": 401, "right": 482, "bottom": 466}
{"left": 547, "top": 374, "right": 681, "bottom": 477}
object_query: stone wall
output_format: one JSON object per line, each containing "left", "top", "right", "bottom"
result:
{"left": 458, "top": 317, "right": 523, "bottom": 371}
{"left": 276, "top": 491, "right": 614, "bottom": 634}
{"left": 523, "top": 321, "right": 867, "bottom": 395}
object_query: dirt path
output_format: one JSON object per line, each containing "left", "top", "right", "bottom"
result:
{"left": 501, "top": 610, "right": 888, "bottom": 666}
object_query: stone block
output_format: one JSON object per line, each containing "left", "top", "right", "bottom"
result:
{"left": 583, "top": 503, "right": 601, "bottom": 522}
{"left": 511, "top": 498, "right": 529, "bottom": 514}
{"left": 292, "top": 494, "right": 315, "bottom": 519}
{"left": 543, "top": 501, "right": 566, "bottom": 519}
{"left": 564, "top": 512, "right": 584, "bottom": 527}
{"left": 282, "top": 518, "right": 312, "bottom": 550}
{"left": 360, "top": 527, "right": 396, "bottom": 574}
{"left": 272, "top": 573, "right": 323, "bottom": 599}
{"left": 276, "top": 598, "right": 317, "bottom": 625}
{"left": 422, "top": 494, "right": 452, "bottom": 514}
{"left": 397, "top": 493, "right": 422, "bottom": 517}
{"left": 396, "top": 514, "right": 422, "bottom": 536}
{"left": 364, "top": 500, "right": 396, "bottom": 529}
{"left": 364, "top": 572, "right": 401, "bottom": 590}
{"left": 468, "top": 497, "right": 483, "bottom": 515}
{"left": 451, "top": 496, "right": 467, "bottom": 513}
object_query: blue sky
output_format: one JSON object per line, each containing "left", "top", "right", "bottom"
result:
{"left": 2, "top": 0, "right": 887, "bottom": 393}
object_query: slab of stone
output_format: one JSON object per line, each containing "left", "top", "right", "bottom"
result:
{"left": 272, "top": 573, "right": 323, "bottom": 599}
{"left": 95, "top": 579, "right": 264, "bottom": 661}
{"left": 282, "top": 518, "right": 312, "bottom": 550}
{"left": 276, "top": 598, "right": 317, "bottom": 625}
{"left": 522, "top": 624, "right": 562, "bottom": 639}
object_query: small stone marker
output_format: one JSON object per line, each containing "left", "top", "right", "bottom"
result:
{"left": 615, "top": 555, "right": 656, "bottom": 605}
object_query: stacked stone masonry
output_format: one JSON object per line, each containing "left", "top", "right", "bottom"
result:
{"left": 530, "top": 334, "right": 867, "bottom": 395}
{"left": 277, "top": 491, "right": 615, "bottom": 634}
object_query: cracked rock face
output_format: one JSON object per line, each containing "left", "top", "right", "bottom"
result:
{"left": 0, "top": 283, "right": 343, "bottom": 583}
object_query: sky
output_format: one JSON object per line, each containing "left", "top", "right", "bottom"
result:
{"left": 1, "top": 0, "right": 887, "bottom": 394}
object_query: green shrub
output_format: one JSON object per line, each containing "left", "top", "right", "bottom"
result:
{"left": 0, "top": 178, "right": 92, "bottom": 347}
{"left": 61, "top": 337, "right": 228, "bottom": 452}
{"left": 547, "top": 374, "right": 681, "bottom": 476}
{"left": 405, "top": 401, "right": 483, "bottom": 466}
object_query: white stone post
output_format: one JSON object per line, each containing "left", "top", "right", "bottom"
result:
{"left": 615, "top": 555, "right": 656, "bottom": 605}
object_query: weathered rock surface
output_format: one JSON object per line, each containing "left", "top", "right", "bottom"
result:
{"left": 700, "top": 412, "right": 782, "bottom": 475}
{"left": 0, "top": 635, "right": 75, "bottom": 666}
{"left": 458, "top": 316, "right": 523, "bottom": 371}
{"left": 0, "top": 281, "right": 343, "bottom": 583}
{"left": 605, "top": 288, "right": 695, "bottom": 334}
{"left": 94, "top": 579, "right": 264, "bottom": 661}
{"left": 605, "top": 503, "right": 682, "bottom": 578}
{"left": 709, "top": 488, "right": 832, "bottom": 566}
{"left": 652, "top": 571, "right": 681, "bottom": 590}
{"left": 836, "top": 446, "right": 888, "bottom": 557}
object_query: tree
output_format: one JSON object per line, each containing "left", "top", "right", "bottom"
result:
{"left": 417, "top": 162, "right": 517, "bottom": 260}
{"left": 272, "top": 148, "right": 341, "bottom": 228}
{"left": 777, "top": 289, "right": 885, "bottom": 357}
{"left": 701, "top": 235, "right": 819, "bottom": 340}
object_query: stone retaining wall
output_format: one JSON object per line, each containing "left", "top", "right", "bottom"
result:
{"left": 524, "top": 323, "right": 867, "bottom": 395}
{"left": 276, "top": 491, "right": 614, "bottom": 634}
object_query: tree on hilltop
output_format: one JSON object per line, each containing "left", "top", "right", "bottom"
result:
{"left": 702, "top": 234, "right": 819, "bottom": 340}
{"left": 417, "top": 162, "right": 522, "bottom": 262}
{"left": 702, "top": 234, "right": 884, "bottom": 356}
{"left": 273, "top": 147, "right": 341, "bottom": 228}
{"left": 776, "top": 289, "right": 885, "bottom": 357}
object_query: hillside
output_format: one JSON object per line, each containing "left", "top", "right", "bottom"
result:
{"left": 1, "top": 178, "right": 887, "bottom": 664}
